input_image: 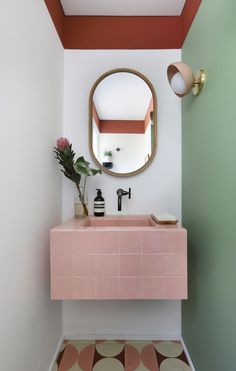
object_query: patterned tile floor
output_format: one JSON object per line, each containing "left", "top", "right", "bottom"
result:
{"left": 52, "top": 340, "right": 191, "bottom": 371}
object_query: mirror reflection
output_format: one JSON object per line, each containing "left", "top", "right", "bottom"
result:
{"left": 89, "top": 69, "right": 157, "bottom": 176}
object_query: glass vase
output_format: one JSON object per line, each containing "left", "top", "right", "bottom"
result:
{"left": 74, "top": 186, "right": 88, "bottom": 218}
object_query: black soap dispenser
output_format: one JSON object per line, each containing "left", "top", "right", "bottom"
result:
{"left": 94, "top": 189, "right": 105, "bottom": 217}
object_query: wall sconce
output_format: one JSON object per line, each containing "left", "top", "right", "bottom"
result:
{"left": 167, "top": 62, "right": 206, "bottom": 97}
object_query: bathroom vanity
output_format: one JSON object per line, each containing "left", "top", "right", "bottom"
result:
{"left": 50, "top": 215, "right": 187, "bottom": 300}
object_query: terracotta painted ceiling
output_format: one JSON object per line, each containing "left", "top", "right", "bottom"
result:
{"left": 44, "top": 0, "right": 202, "bottom": 49}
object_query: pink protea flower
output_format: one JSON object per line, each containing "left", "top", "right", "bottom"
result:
{"left": 56, "top": 137, "right": 70, "bottom": 152}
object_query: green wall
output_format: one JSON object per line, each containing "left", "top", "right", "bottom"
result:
{"left": 182, "top": 1, "right": 236, "bottom": 370}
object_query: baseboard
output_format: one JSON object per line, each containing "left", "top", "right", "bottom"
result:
{"left": 48, "top": 335, "right": 64, "bottom": 371}
{"left": 64, "top": 332, "right": 181, "bottom": 341}
{"left": 181, "top": 337, "right": 196, "bottom": 371}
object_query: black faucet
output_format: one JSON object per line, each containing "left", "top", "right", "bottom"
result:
{"left": 116, "top": 188, "right": 131, "bottom": 211}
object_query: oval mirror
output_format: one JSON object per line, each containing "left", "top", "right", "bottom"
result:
{"left": 89, "top": 68, "right": 157, "bottom": 177}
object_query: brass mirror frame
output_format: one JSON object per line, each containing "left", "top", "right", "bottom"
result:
{"left": 89, "top": 68, "right": 157, "bottom": 177}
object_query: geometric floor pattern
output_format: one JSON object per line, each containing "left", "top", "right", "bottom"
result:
{"left": 52, "top": 340, "right": 191, "bottom": 371}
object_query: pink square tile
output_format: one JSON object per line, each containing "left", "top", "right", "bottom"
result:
{"left": 120, "top": 278, "right": 141, "bottom": 299}
{"left": 143, "top": 231, "right": 167, "bottom": 254}
{"left": 97, "top": 277, "right": 119, "bottom": 299}
{"left": 120, "top": 255, "right": 141, "bottom": 277}
{"left": 74, "top": 231, "right": 96, "bottom": 254}
{"left": 51, "top": 277, "right": 75, "bottom": 299}
{"left": 73, "top": 255, "right": 96, "bottom": 276}
{"left": 142, "top": 255, "right": 165, "bottom": 276}
{"left": 165, "top": 277, "right": 188, "bottom": 299}
{"left": 164, "top": 254, "right": 187, "bottom": 276}
{"left": 51, "top": 254, "right": 74, "bottom": 276}
{"left": 96, "top": 255, "right": 119, "bottom": 276}
{"left": 50, "top": 231, "right": 75, "bottom": 254}
{"left": 51, "top": 254, "right": 95, "bottom": 277}
{"left": 51, "top": 276, "right": 97, "bottom": 300}
{"left": 142, "top": 277, "right": 166, "bottom": 299}
{"left": 143, "top": 230, "right": 187, "bottom": 254}
{"left": 96, "top": 231, "right": 119, "bottom": 254}
{"left": 119, "top": 231, "right": 142, "bottom": 254}
{"left": 74, "top": 277, "right": 96, "bottom": 299}
{"left": 165, "top": 231, "right": 187, "bottom": 253}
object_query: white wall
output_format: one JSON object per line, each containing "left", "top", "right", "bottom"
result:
{"left": 63, "top": 50, "right": 182, "bottom": 338}
{"left": 99, "top": 133, "right": 147, "bottom": 173}
{"left": 0, "top": 1, "right": 64, "bottom": 370}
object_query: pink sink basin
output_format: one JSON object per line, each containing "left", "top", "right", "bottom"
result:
{"left": 50, "top": 215, "right": 187, "bottom": 300}
{"left": 84, "top": 215, "right": 156, "bottom": 227}
{"left": 55, "top": 215, "right": 178, "bottom": 229}
{"left": 84, "top": 215, "right": 159, "bottom": 227}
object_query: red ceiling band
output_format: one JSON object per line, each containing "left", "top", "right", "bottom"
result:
{"left": 99, "top": 120, "right": 145, "bottom": 134}
{"left": 44, "top": 0, "right": 65, "bottom": 44}
{"left": 44, "top": 0, "right": 202, "bottom": 49}
{"left": 181, "top": 0, "right": 202, "bottom": 43}
{"left": 63, "top": 16, "right": 182, "bottom": 49}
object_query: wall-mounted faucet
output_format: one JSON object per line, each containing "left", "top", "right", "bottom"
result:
{"left": 116, "top": 188, "right": 131, "bottom": 211}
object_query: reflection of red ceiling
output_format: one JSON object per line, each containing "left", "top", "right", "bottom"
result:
{"left": 92, "top": 100, "right": 153, "bottom": 134}
{"left": 44, "top": 0, "right": 201, "bottom": 49}
{"left": 92, "top": 103, "right": 100, "bottom": 131}
{"left": 100, "top": 120, "right": 146, "bottom": 134}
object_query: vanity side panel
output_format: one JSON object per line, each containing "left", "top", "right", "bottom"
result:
{"left": 142, "top": 229, "right": 188, "bottom": 299}
{"left": 50, "top": 227, "right": 187, "bottom": 300}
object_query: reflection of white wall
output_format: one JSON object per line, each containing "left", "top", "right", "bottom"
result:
{"left": 92, "top": 120, "right": 100, "bottom": 160}
{"left": 100, "top": 133, "right": 146, "bottom": 173}
{"left": 144, "top": 122, "right": 152, "bottom": 160}
{"left": 63, "top": 49, "right": 181, "bottom": 340}
{"left": 97, "top": 122, "right": 152, "bottom": 173}
{"left": 93, "top": 73, "right": 152, "bottom": 120}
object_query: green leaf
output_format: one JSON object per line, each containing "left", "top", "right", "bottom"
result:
{"left": 54, "top": 145, "right": 77, "bottom": 182}
{"left": 90, "top": 168, "right": 102, "bottom": 176}
{"left": 74, "top": 157, "right": 90, "bottom": 175}
{"left": 74, "top": 162, "right": 90, "bottom": 176}
{"left": 74, "top": 156, "right": 102, "bottom": 177}
{"left": 54, "top": 144, "right": 101, "bottom": 186}
{"left": 77, "top": 156, "right": 90, "bottom": 166}
{"left": 75, "top": 173, "right": 81, "bottom": 185}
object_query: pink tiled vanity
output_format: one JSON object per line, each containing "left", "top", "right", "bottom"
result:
{"left": 50, "top": 216, "right": 187, "bottom": 300}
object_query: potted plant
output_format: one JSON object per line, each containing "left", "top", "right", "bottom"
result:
{"left": 102, "top": 150, "right": 113, "bottom": 169}
{"left": 54, "top": 137, "right": 102, "bottom": 217}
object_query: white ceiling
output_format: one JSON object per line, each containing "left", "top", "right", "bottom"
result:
{"left": 60, "top": 0, "right": 186, "bottom": 16}
{"left": 93, "top": 73, "right": 152, "bottom": 120}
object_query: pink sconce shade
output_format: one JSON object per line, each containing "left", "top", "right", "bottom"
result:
{"left": 167, "top": 62, "right": 205, "bottom": 97}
